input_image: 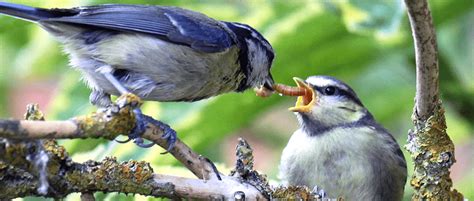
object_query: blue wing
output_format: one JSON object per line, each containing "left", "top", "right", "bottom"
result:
{"left": 41, "top": 4, "right": 235, "bottom": 53}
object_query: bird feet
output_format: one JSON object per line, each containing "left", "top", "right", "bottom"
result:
{"left": 311, "top": 185, "right": 328, "bottom": 199}
{"left": 140, "top": 114, "right": 177, "bottom": 153}
{"left": 114, "top": 93, "right": 177, "bottom": 151}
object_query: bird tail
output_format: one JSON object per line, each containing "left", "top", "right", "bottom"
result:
{"left": 0, "top": 2, "right": 76, "bottom": 22}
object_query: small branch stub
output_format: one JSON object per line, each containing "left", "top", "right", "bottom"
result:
{"left": 230, "top": 138, "right": 272, "bottom": 199}
{"left": 405, "top": 0, "right": 440, "bottom": 121}
{"left": 80, "top": 192, "right": 95, "bottom": 201}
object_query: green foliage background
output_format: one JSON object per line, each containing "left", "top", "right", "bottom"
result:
{"left": 0, "top": 0, "right": 472, "bottom": 200}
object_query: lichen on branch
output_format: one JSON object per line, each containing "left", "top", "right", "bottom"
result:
{"left": 0, "top": 101, "right": 268, "bottom": 199}
{"left": 404, "top": 0, "right": 463, "bottom": 199}
{"left": 405, "top": 103, "right": 462, "bottom": 200}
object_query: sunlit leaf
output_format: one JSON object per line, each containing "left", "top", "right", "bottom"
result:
{"left": 326, "top": 0, "right": 404, "bottom": 38}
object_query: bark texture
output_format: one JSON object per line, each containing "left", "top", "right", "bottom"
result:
{"left": 404, "top": 0, "right": 463, "bottom": 200}
{"left": 0, "top": 102, "right": 267, "bottom": 200}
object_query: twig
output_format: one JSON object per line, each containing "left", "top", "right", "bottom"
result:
{"left": 404, "top": 0, "right": 463, "bottom": 200}
{"left": 405, "top": 0, "right": 439, "bottom": 120}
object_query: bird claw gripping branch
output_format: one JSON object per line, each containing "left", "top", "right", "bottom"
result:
{"left": 113, "top": 93, "right": 177, "bottom": 150}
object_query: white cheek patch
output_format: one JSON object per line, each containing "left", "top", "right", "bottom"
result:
{"left": 309, "top": 96, "right": 366, "bottom": 125}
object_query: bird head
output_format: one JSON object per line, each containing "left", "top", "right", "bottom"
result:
{"left": 225, "top": 22, "right": 275, "bottom": 93}
{"left": 288, "top": 76, "right": 368, "bottom": 130}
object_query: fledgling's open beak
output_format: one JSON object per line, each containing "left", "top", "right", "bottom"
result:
{"left": 286, "top": 77, "right": 316, "bottom": 113}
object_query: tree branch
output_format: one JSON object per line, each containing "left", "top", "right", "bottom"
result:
{"left": 0, "top": 104, "right": 318, "bottom": 200}
{"left": 0, "top": 119, "right": 217, "bottom": 180}
{"left": 404, "top": 0, "right": 463, "bottom": 200}
{"left": 0, "top": 147, "right": 265, "bottom": 200}
{"left": 0, "top": 94, "right": 218, "bottom": 180}
{"left": 0, "top": 102, "right": 268, "bottom": 199}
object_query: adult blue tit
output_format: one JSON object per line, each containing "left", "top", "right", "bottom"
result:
{"left": 0, "top": 2, "right": 275, "bottom": 148}
{"left": 278, "top": 76, "right": 407, "bottom": 201}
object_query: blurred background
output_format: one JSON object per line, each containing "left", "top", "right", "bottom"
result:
{"left": 0, "top": 0, "right": 472, "bottom": 200}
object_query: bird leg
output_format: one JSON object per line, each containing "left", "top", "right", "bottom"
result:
{"left": 140, "top": 115, "right": 177, "bottom": 153}
{"left": 97, "top": 65, "right": 176, "bottom": 150}
{"left": 311, "top": 185, "right": 328, "bottom": 199}
{"left": 89, "top": 90, "right": 112, "bottom": 108}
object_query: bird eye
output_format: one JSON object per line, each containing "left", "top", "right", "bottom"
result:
{"left": 323, "top": 86, "right": 337, "bottom": 96}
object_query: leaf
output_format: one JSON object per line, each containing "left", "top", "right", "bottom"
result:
{"left": 438, "top": 11, "right": 474, "bottom": 92}
{"left": 326, "top": 0, "right": 405, "bottom": 37}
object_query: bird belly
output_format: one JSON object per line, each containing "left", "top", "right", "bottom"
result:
{"left": 279, "top": 128, "right": 380, "bottom": 200}
{"left": 62, "top": 33, "right": 244, "bottom": 101}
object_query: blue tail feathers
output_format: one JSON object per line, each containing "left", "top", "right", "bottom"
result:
{"left": 0, "top": 2, "right": 76, "bottom": 22}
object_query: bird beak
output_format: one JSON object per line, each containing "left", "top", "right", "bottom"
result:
{"left": 255, "top": 76, "right": 275, "bottom": 97}
{"left": 263, "top": 77, "right": 274, "bottom": 91}
{"left": 287, "top": 77, "right": 316, "bottom": 113}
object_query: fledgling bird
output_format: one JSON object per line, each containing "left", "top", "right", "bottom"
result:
{"left": 0, "top": 2, "right": 275, "bottom": 148}
{"left": 278, "top": 76, "right": 407, "bottom": 200}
